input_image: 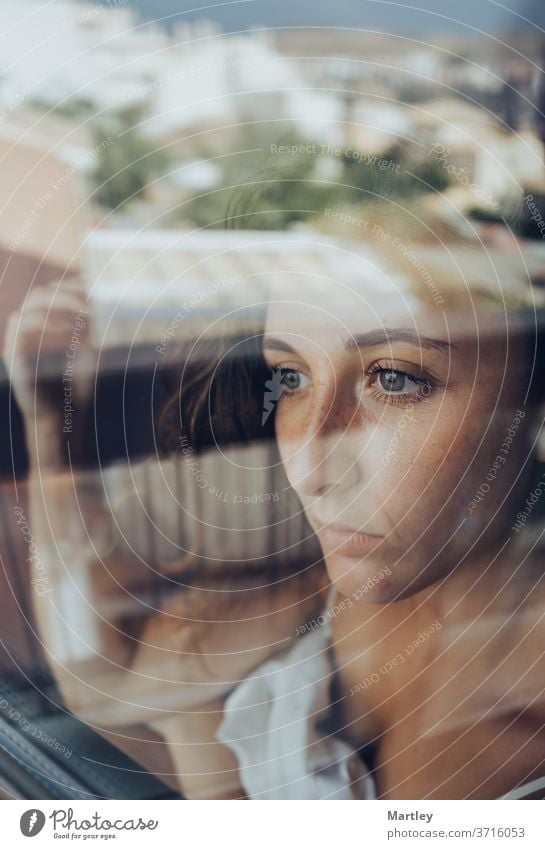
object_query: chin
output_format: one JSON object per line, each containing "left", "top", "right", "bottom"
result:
{"left": 324, "top": 552, "right": 442, "bottom": 605}
{"left": 324, "top": 553, "right": 398, "bottom": 603}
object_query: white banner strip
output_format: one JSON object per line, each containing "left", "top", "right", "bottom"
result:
{"left": 2, "top": 799, "right": 543, "bottom": 848}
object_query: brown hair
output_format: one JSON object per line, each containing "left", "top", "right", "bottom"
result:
{"left": 153, "top": 306, "right": 327, "bottom": 637}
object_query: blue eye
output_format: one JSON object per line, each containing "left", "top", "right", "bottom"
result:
{"left": 280, "top": 369, "right": 306, "bottom": 392}
{"left": 378, "top": 370, "right": 415, "bottom": 393}
{"left": 369, "top": 364, "right": 432, "bottom": 405}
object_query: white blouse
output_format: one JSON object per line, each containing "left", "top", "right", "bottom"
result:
{"left": 216, "top": 612, "right": 376, "bottom": 799}
{"left": 216, "top": 609, "right": 545, "bottom": 800}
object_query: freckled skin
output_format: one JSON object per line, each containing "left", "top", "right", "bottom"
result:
{"left": 264, "top": 283, "right": 545, "bottom": 798}
{"left": 264, "top": 292, "right": 537, "bottom": 603}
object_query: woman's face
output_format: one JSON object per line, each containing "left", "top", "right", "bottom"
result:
{"left": 263, "top": 271, "right": 538, "bottom": 602}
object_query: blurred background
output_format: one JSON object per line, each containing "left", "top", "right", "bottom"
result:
{"left": 0, "top": 0, "right": 544, "bottom": 800}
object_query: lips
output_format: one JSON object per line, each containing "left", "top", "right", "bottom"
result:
{"left": 313, "top": 521, "right": 384, "bottom": 557}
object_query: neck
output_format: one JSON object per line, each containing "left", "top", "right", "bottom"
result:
{"left": 334, "top": 533, "right": 532, "bottom": 641}
{"left": 398, "top": 538, "right": 515, "bottom": 625}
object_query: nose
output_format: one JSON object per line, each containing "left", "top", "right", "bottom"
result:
{"left": 283, "top": 376, "right": 367, "bottom": 499}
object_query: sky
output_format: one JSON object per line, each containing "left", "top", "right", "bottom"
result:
{"left": 115, "top": 0, "right": 545, "bottom": 35}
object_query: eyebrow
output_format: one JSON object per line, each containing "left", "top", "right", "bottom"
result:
{"left": 346, "top": 329, "right": 452, "bottom": 353}
{"left": 262, "top": 329, "right": 452, "bottom": 355}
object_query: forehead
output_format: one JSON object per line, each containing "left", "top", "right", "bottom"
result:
{"left": 262, "top": 243, "right": 529, "bottom": 351}
{"left": 264, "top": 271, "right": 446, "bottom": 346}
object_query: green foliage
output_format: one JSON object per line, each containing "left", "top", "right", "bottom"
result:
{"left": 409, "top": 157, "right": 452, "bottom": 194}
{"left": 222, "top": 143, "right": 340, "bottom": 230}
{"left": 176, "top": 129, "right": 453, "bottom": 230}
{"left": 28, "top": 96, "right": 96, "bottom": 119}
{"left": 92, "top": 106, "right": 169, "bottom": 210}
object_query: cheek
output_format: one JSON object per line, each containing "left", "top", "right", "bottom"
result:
{"left": 383, "top": 403, "right": 525, "bottom": 534}
{"left": 372, "top": 413, "right": 442, "bottom": 491}
{"left": 371, "top": 408, "right": 483, "bottom": 527}
{"left": 273, "top": 405, "right": 303, "bottom": 474}
{"left": 273, "top": 402, "right": 329, "bottom": 501}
